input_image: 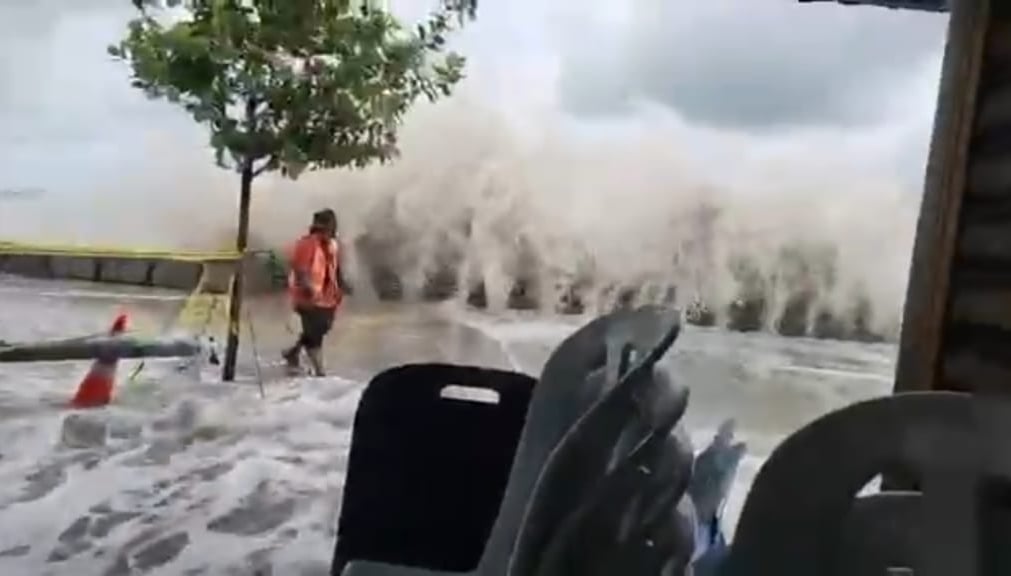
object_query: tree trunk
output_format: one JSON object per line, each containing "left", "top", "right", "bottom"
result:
{"left": 222, "top": 99, "right": 258, "bottom": 382}
{"left": 222, "top": 159, "right": 253, "bottom": 381}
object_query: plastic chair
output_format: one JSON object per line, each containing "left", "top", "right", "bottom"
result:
{"left": 332, "top": 363, "right": 537, "bottom": 575}
{"left": 837, "top": 491, "right": 921, "bottom": 575}
{"left": 723, "top": 392, "right": 1011, "bottom": 576}
{"left": 335, "top": 305, "right": 686, "bottom": 576}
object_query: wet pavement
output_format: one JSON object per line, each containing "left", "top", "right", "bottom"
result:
{"left": 0, "top": 275, "right": 897, "bottom": 574}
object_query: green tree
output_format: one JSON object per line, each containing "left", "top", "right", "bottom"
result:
{"left": 110, "top": 0, "right": 474, "bottom": 380}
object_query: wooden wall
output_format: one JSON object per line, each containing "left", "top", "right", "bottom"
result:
{"left": 895, "top": 0, "right": 1011, "bottom": 394}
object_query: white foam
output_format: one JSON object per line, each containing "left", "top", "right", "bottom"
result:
{"left": 0, "top": 286, "right": 898, "bottom": 572}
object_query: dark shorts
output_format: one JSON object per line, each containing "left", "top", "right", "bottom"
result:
{"left": 296, "top": 305, "right": 336, "bottom": 350}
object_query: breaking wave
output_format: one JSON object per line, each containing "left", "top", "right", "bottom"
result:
{"left": 128, "top": 95, "right": 920, "bottom": 343}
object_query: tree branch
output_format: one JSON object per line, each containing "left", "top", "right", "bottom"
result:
{"left": 252, "top": 155, "right": 277, "bottom": 177}
{"left": 115, "top": 0, "right": 473, "bottom": 183}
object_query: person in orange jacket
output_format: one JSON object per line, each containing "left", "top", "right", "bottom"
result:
{"left": 282, "top": 209, "right": 350, "bottom": 376}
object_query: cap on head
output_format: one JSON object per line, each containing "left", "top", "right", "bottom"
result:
{"left": 312, "top": 209, "right": 337, "bottom": 231}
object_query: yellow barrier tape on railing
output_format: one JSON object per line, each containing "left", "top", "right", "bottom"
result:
{"left": 174, "top": 265, "right": 233, "bottom": 337}
{"left": 0, "top": 241, "right": 240, "bottom": 262}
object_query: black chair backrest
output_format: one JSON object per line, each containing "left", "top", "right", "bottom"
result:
{"left": 332, "top": 363, "right": 536, "bottom": 575}
{"left": 723, "top": 392, "right": 1011, "bottom": 576}
{"left": 335, "top": 306, "right": 683, "bottom": 576}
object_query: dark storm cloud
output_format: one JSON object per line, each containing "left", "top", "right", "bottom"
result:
{"left": 555, "top": 0, "right": 948, "bottom": 129}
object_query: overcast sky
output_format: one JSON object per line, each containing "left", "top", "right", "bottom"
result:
{"left": 0, "top": 0, "right": 948, "bottom": 241}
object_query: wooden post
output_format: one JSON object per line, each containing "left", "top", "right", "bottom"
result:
{"left": 893, "top": 0, "right": 989, "bottom": 394}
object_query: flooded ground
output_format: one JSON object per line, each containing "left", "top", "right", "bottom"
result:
{"left": 0, "top": 275, "right": 896, "bottom": 575}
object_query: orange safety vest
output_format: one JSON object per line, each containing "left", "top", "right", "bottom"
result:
{"left": 288, "top": 233, "right": 342, "bottom": 309}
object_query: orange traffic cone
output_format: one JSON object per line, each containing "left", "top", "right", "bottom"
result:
{"left": 71, "top": 312, "right": 129, "bottom": 408}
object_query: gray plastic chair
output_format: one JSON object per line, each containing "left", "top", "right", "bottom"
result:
{"left": 341, "top": 305, "right": 689, "bottom": 576}
{"left": 723, "top": 392, "right": 1011, "bottom": 576}
{"left": 837, "top": 491, "right": 921, "bottom": 576}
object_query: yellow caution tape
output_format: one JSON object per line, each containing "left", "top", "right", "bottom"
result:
{"left": 0, "top": 240, "right": 241, "bottom": 262}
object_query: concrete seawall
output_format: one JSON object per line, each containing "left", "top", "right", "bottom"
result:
{"left": 0, "top": 243, "right": 285, "bottom": 294}
{"left": 0, "top": 243, "right": 889, "bottom": 343}
{"left": 0, "top": 253, "right": 205, "bottom": 290}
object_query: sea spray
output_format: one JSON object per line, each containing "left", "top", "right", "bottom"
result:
{"left": 0, "top": 0, "right": 933, "bottom": 341}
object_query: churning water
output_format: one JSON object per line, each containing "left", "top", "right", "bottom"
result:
{"left": 0, "top": 277, "right": 894, "bottom": 574}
